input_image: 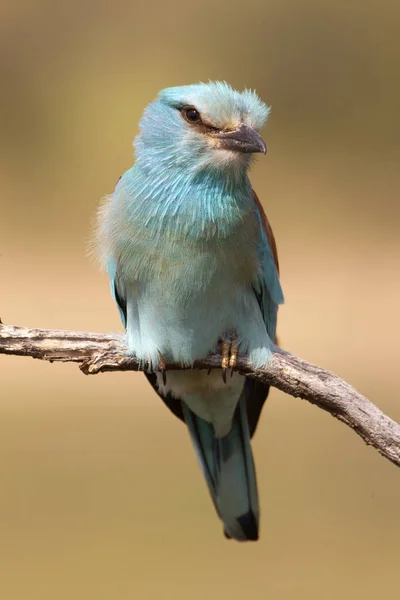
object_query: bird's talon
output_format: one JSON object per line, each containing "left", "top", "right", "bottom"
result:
{"left": 220, "top": 337, "right": 238, "bottom": 382}
{"left": 159, "top": 355, "right": 167, "bottom": 385}
{"left": 229, "top": 340, "right": 238, "bottom": 369}
{"left": 221, "top": 340, "right": 230, "bottom": 383}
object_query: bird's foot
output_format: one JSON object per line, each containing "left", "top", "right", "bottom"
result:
{"left": 221, "top": 337, "right": 239, "bottom": 383}
{"left": 159, "top": 354, "right": 167, "bottom": 385}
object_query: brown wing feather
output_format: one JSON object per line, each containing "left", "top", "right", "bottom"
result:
{"left": 253, "top": 190, "right": 280, "bottom": 274}
{"left": 253, "top": 189, "right": 280, "bottom": 345}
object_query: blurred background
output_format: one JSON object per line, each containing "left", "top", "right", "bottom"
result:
{"left": 1, "top": 1, "right": 399, "bottom": 598}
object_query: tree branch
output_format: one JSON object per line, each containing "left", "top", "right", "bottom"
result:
{"left": 1, "top": 323, "right": 400, "bottom": 468}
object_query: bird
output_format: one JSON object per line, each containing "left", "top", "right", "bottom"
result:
{"left": 97, "top": 81, "right": 284, "bottom": 542}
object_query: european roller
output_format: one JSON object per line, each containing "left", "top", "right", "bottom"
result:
{"left": 97, "top": 81, "right": 284, "bottom": 542}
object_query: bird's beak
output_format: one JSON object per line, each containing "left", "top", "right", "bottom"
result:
{"left": 212, "top": 124, "right": 267, "bottom": 154}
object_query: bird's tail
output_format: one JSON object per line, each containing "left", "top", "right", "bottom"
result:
{"left": 182, "top": 396, "right": 259, "bottom": 542}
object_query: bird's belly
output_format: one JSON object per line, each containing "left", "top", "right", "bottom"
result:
{"left": 123, "top": 228, "right": 271, "bottom": 368}
{"left": 126, "top": 269, "right": 269, "bottom": 369}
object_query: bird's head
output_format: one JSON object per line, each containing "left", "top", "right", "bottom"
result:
{"left": 134, "top": 81, "right": 270, "bottom": 175}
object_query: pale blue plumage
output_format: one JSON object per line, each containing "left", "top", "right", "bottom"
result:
{"left": 98, "top": 81, "right": 283, "bottom": 541}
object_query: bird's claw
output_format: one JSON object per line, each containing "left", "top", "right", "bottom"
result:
{"left": 220, "top": 338, "right": 238, "bottom": 384}
{"left": 159, "top": 354, "right": 167, "bottom": 385}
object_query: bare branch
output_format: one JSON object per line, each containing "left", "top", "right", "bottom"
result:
{"left": 1, "top": 323, "right": 400, "bottom": 468}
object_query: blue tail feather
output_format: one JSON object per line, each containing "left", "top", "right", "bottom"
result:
{"left": 182, "top": 395, "right": 259, "bottom": 542}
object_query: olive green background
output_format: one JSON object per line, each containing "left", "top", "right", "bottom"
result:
{"left": 1, "top": 1, "right": 399, "bottom": 598}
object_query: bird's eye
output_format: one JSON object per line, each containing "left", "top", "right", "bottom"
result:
{"left": 181, "top": 106, "right": 201, "bottom": 124}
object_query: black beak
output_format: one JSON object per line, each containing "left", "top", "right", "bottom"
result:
{"left": 212, "top": 124, "right": 266, "bottom": 154}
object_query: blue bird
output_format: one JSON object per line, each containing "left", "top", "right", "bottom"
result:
{"left": 97, "top": 81, "right": 284, "bottom": 541}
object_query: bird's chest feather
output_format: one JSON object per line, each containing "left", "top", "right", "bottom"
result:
{"left": 141, "top": 219, "right": 258, "bottom": 294}
{"left": 111, "top": 176, "right": 260, "bottom": 297}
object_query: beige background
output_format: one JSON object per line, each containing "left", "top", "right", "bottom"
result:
{"left": 1, "top": 1, "right": 399, "bottom": 598}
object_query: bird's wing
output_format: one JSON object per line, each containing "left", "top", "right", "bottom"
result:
{"left": 252, "top": 190, "right": 284, "bottom": 343}
{"left": 243, "top": 191, "right": 284, "bottom": 437}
